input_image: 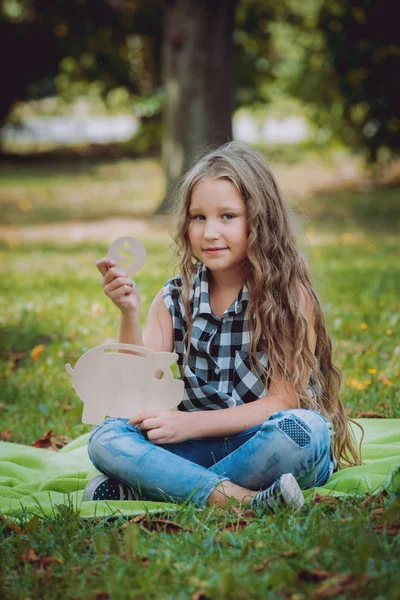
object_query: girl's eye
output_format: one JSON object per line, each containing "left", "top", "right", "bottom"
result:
{"left": 192, "top": 215, "right": 205, "bottom": 220}
{"left": 222, "top": 214, "right": 235, "bottom": 220}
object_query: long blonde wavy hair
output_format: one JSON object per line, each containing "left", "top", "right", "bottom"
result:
{"left": 172, "top": 142, "right": 362, "bottom": 469}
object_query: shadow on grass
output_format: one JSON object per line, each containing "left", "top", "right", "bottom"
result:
{"left": 0, "top": 324, "right": 55, "bottom": 360}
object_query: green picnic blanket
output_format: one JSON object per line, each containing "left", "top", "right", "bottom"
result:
{"left": 0, "top": 419, "right": 399, "bottom": 520}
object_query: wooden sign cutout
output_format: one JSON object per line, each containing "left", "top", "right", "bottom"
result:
{"left": 66, "top": 344, "right": 184, "bottom": 424}
{"left": 108, "top": 236, "right": 147, "bottom": 275}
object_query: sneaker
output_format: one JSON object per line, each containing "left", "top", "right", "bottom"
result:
{"left": 252, "top": 473, "right": 305, "bottom": 512}
{"left": 83, "top": 474, "right": 138, "bottom": 501}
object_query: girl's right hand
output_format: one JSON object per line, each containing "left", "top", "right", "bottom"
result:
{"left": 96, "top": 257, "right": 140, "bottom": 316}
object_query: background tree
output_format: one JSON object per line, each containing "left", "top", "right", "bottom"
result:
{"left": 282, "top": 0, "right": 400, "bottom": 162}
{"left": 2, "top": 0, "right": 399, "bottom": 202}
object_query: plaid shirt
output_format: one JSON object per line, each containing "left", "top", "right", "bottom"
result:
{"left": 163, "top": 263, "right": 268, "bottom": 412}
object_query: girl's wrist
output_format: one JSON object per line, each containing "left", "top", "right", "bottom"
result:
{"left": 188, "top": 410, "right": 210, "bottom": 438}
{"left": 120, "top": 308, "right": 141, "bottom": 321}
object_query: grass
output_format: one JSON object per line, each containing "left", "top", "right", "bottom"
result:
{"left": 0, "top": 158, "right": 165, "bottom": 224}
{"left": 1, "top": 497, "right": 399, "bottom": 600}
{"left": 0, "top": 156, "right": 399, "bottom": 598}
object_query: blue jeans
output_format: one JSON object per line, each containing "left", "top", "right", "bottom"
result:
{"left": 87, "top": 408, "right": 336, "bottom": 507}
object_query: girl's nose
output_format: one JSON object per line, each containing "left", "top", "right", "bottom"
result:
{"left": 204, "top": 220, "right": 221, "bottom": 240}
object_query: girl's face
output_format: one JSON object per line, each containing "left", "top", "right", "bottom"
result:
{"left": 187, "top": 178, "right": 248, "bottom": 278}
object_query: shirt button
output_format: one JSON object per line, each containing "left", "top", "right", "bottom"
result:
{"left": 214, "top": 367, "right": 220, "bottom": 375}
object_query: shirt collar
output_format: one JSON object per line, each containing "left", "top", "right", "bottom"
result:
{"left": 190, "top": 262, "right": 249, "bottom": 320}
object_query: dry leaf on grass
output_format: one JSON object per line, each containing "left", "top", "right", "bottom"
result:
{"left": 31, "top": 430, "right": 70, "bottom": 451}
{"left": 254, "top": 551, "right": 299, "bottom": 572}
{"left": 7, "top": 352, "right": 27, "bottom": 371}
{"left": 372, "top": 522, "right": 400, "bottom": 535}
{"left": 20, "top": 548, "right": 39, "bottom": 563}
{"left": 20, "top": 547, "right": 62, "bottom": 571}
{"left": 229, "top": 505, "right": 256, "bottom": 519}
{"left": 0, "top": 429, "right": 13, "bottom": 441}
{"left": 132, "top": 514, "right": 190, "bottom": 533}
{"left": 312, "top": 573, "right": 369, "bottom": 599}
{"left": 354, "top": 411, "right": 387, "bottom": 418}
{"left": 299, "top": 568, "right": 369, "bottom": 598}
{"left": 357, "top": 491, "right": 387, "bottom": 509}
{"left": 0, "top": 517, "right": 24, "bottom": 534}
{"left": 223, "top": 520, "right": 253, "bottom": 532}
{"left": 312, "top": 494, "right": 339, "bottom": 506}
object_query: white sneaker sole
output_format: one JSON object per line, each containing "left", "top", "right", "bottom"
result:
{"left": 280, "top": 473, "right": 305, "bottom": 509}
{"left": 82, "top": 474, "right": 136, "bottom": 501}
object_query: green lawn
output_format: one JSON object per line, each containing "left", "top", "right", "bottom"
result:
{"left": 0, "top": 157, "right": 399, "bottom": 599}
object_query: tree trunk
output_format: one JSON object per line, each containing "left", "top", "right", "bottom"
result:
{"left": 158, "top": 0, "right": 237, "bottom": 213}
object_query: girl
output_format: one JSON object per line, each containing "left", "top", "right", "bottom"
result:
{"left": 84, "top": 142, "right": 361, "bottom": 511}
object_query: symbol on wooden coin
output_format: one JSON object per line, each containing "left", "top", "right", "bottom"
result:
{"left": 107, "top": 237, "right": 146, "bottom": 275}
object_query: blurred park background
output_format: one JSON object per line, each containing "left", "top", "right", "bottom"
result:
{"left": 0, "top": 0, "right": 399, "bottom": 443}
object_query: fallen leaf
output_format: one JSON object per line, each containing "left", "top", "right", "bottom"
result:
{"left": 354, "top": 411, "right": 386, "bottom": 418}
{"left": 30, "top": 344, "right": 46, "bottom": 361}
{"left": 0, "top": 430, "right": 13, "bottom": 441}
{"left": 20, "top": 548, "right": 39, "bottom": 563}
{"left": 312, "top": 573, "right": 369, "bottom": 599}
{"left": 7, "top": 352, "right": 27, "bottom": 371}
{"left": 37, "top": 556, "right": 63, "bottom": 571}
{"left": 312, "top": 494, "right": 338, "bottom": 506}
{"left": 3, "top": 519, "right": 24, "bottom": 534}
{"left": 31, "top": 430, "right": 70, "bottom": 451}
{"left": 229, "top": 505, "right": 256, "bottom": 518}
{"left": 372, "top": 522, "right": 400, "bottom": 536}
{"left": 254, "top": 550, "right": 299, "bottom": 572}
{"left": 132, "top": 515, "right": 189, "bottom": 533}
{"left": 223, "top": 520, "right": 252, "bottom": 531}
{"left": 357, "top": 491, "right": 387, "bottom": 509}
{"left": 20, "top": 547, "right": 63, "bottom": 571}
{"left": 371, "top": 507, "right": 385, "bottom": 519}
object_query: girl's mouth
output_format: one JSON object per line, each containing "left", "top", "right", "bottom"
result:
{"left": 203, "top": 248, "right": 227, "bottom": 255}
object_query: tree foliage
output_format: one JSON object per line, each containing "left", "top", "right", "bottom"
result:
{"left": 283, "top": 0, "right": 400, "bottom": 161}
{"left": 1, "top": 0, "right": 399, "bottom": 160}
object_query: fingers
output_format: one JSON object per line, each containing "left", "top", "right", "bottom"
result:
{"left": 104, "top": 276, "right": 133, "bottom": 294}
{"left": 137, "top": 417, "right": 162, "bottom": 431}
{"left": 99, "top": 264, "right": 136, "bottom": 304}
{"left": 103, "top": 266, "right": 130, "bottom": 286}
{"left": 96, "top": 257, "right": 115, "bottom": 277}
{"left": 129, "top": 411, "right": 160, "bottom": 424}
{"left": 146, "top": 428, "right": 166, "bottom": 443}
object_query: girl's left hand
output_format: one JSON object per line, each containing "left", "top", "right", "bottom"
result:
{"left": 128, "top": 410, "right": 198, "bottom": 444}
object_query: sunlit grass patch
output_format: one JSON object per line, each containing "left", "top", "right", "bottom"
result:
{"left": 0, "top": 158, "right": 165, "bottom": 224}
